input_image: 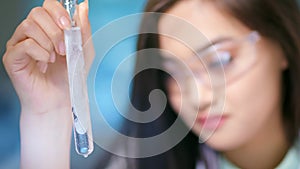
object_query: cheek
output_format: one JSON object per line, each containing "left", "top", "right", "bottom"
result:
{"left": 228, "top": 47, "right": 284, "bottom": 125}
{"left": 207, "top": 56, "right": 284, "bottom": 150}
{"left": 229, "top": 67, "right": 282, "bottom": 126}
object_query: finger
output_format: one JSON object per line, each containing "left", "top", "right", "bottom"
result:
{"left": 78, "top": 0, "right": 94, "bottom": 71}
{"left": 27, "top": 7, "right": 66, "bottom": 56}
{"left": 19, "top": 39, "right": 51, "bottom": 62}
{"left": 78, "top": 0, "right": 90, "bottom": 43}
{"left": 7, "top": 19, "right": 56, "bottom": 63}
{"left": 4, "top": 39, "right": 51, "bottom": 74}
{"left": 43, "top": 0, "right": 71, "bottom": 30}
{"left": 37, "top": 61, "right": 49, "bottom": 74}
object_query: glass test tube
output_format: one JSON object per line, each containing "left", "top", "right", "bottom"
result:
{"left": 62, "top": 0, "right": 94, "bottom": 158}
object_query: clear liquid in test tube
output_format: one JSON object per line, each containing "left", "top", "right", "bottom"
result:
{"left": 63, "top": 0, "right": 94, "bottom": 158}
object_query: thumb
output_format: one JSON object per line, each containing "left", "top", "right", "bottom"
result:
{"left": 78, "top": 0, "right": 90, "bottom": 44}
{"left": 78, "top": 0, "right": 94, "bottom": 72}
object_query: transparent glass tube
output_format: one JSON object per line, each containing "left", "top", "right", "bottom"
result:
{"left": 65, "top": 26, "right": 94, "bottom": 158}
{"left": 63, "top": 0, "right": 94, "bottom": 158}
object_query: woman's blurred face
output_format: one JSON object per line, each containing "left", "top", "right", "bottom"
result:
{"left": 158, "top": 0, "right": 287, "bottom": 151}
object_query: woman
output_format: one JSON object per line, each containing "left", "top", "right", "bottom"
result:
{"left": 2, "top": 0, "right": 300, "bottom": 168}
{"left": 128, "top": 0, "right": 300, "bottom": 168}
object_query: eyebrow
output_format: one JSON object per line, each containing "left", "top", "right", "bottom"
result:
{"left": 160, "top": 36, "right": 234, "bottom": 60}
{"left": 195, "top": 37, "right": 233, "bottom": 54}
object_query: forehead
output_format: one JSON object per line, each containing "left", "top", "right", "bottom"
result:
{"left": 158, "top": 0, "right": 250, "bottom": 58}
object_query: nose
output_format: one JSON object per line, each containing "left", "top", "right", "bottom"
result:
{"left": 186, "top": 77, "right": 213, "bottom": 114}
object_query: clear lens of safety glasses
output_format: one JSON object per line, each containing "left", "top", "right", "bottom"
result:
{"left": 162, "top": 31, "right": 260, "bottom": 88}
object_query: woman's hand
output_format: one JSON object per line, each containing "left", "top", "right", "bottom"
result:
{"left": 2, "top": 0, "right": 94, "bottom": 168}
{"left": 3, "top": 0, "right": 93, "bottom": 115}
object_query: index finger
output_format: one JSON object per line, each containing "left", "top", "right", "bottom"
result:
{"left": 43, "top": 0, "right": 72, "bottom": 30}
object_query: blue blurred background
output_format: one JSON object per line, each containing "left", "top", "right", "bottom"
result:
{"left": 0, "top": 0, "right": 145, "bottom": 168}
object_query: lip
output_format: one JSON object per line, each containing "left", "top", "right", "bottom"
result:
{"left": 197, "top": 114, "right": 228, "bottom": 130}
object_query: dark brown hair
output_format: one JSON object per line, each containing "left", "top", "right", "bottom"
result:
{"left": 129, "top": 0, "right": 300, "bottom": 168}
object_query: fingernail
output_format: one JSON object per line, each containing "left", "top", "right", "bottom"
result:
{"left": 37, "top": 62, "right": 48, "bottom": 74}
{"left": 59, "top": 16, "right": 71, "bottom": 30}
{"left": 50, "top": 52, "right": 56, "bottom": 63}
{"left": 42, "top": 63, "right": 48, "bottom": 73}
{"left": 59, "top": 41, "right": 66, "bottom": 55}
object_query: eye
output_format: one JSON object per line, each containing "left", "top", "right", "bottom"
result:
{"left": 208, "top": 51, "right": 234, "bottom": 69}
{"left": 219, "top": 51, "right": 233, "bottom": 65}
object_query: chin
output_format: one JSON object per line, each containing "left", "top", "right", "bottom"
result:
{"left": 205, "top": 133, "right": 249, "bottom": 153}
